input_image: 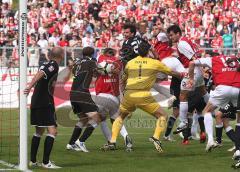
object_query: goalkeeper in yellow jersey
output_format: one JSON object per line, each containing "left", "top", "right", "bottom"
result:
{"left": 103, "top": 41, "right": 185, "bottom": 153}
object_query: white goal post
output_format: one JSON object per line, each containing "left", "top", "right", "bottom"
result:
{"left": 19, "top": 0, "right": 28, "bottom": 171}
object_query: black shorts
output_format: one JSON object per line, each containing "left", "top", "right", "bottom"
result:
{"left": 31, "top": 105, "right": 57, "bottom": 127}
{"left": 170, "top": 77, "right": 181, "bottom": 108}
{"left": 219, "top": 102, "right": 237, "bottom": 120}
{"left": 70, "top": 91, "right": 98, "bottom": 114}
{"left": 188, "top": 90, "right": 206, "bottom": 113}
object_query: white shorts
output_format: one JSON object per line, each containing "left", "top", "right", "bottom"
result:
{"left": 92, "top": 93, "right": 120, "bottom": 119}
{"left": 181, "top": 67, "right": 205, "bottom": 91}
{"left": 157, "top": 57, "right": 186, "bottom": 80}
{"left": 209, "top": 85, "right": 240, "bottom": 108}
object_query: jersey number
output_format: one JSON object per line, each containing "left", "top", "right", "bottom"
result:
{"left": 220, "top": 56, "right": 236, "bottom": 68}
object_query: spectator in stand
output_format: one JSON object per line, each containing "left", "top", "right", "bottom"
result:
{"left": 88, "top": 0, "right": 101, "bottom": 20}
{"left": 28, "top": 37, "right": 40, "bottom": 67}
{"left": 82, "top": 31, "right": 94, "bottom": 47}
{"left": 37, "top": 33, "right": 49, "bottom": 65}
{"left": 210, "top": 32, "right": 223, "bottom": 55}
{"left": 48, "top": 31, "right": 59, "bottom": 47}
{"left": 58, "top": 34, "right": 69, "bottom": 47}
{"left": 202, "top": 7, "right": 214, "bottom": 29}
{"left": 222, "top": 27, "right": 233, "bottom": 55}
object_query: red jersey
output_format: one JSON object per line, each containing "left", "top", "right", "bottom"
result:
{"left": 95, "top": 55, "right": 121, "bottom": 96}
{"left": 154, "top": 42, "right": 173, "bottom": 60}
{"left": 177, "top": 36, "right": 201, "bottom": 68}
{"left": 212, "top": 55, "right": 240, "bottom": 87}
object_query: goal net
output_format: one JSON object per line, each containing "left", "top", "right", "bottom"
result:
{"left": 0, "top": 47, "right": 20, "bottom": 170}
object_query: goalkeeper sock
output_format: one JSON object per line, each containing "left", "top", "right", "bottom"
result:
{"left": 30, "top": 134, "right": 41, "bottom": 163}
{"left": 43, "top": 134, "right": 55, "bottom": 165}
{"left": 79, "top": 125, "right": 95, "bottom": 142}
{"left": 110, "top": 117, "right": 123, "bottom": 143}
{"left": 153, "top": 116, "right": 167, "bottom": 140}
{"left": 69, "top": 125, "right": 82, "bottom": 145}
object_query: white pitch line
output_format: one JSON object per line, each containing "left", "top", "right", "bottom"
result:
{"left": 0, "top": 169, "right": 16, "bottom": 171}
{"left": 0, "top": 160, "right": 17, "bottom": 170}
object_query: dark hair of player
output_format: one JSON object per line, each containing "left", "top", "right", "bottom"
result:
{"left": 82, "top": 46, "right": 95, "bottom": 57}
{"left": 123, "top": 23, "right": 137, "bottom": 35}
{"left": 103, "top": 48, "right": 116, "bottom": 56}
{"left": 138, "top": 41, "right": 151, "bottom": 57}
{"left": 167, "top": 24, "right": 182, "bottom": 35}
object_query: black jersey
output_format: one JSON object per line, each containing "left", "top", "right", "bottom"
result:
{"left": 71, "top": 57, "right": 97, "bottom": 92}
{"left": 121, "top": 36, "right": 150, "bottom": 62}
{"left": 31, "top": 60, "right": 59, "bottom": 108}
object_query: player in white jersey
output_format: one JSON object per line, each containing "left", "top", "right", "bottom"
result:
{"left": 167, "top": 25, "right": 209, "bottom": 135}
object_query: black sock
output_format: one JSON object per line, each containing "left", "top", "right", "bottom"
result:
{"left": 164, "top": 116, "right": 176, "bottom": 137}
{"left": 198, "top": 116, "right": 205, "bottom": 133}
{"left": 30, "top": 135, "right": 41, "bottom": 163}
{"left": 43, "top": 135, "right": 55, "bottom": 164}
{"left": 215, "top": 125, "right": 223, "bottom": 143}
{"left": 187, "top": 118, "right": 193, "bottom": 137}
{"left": 235, "top": 125, "right": 240, "bottom": 150}
{"left": 226, "top": 129, "right": 236, "bottom": 143}
{"left": 79, "top": 125, "right": 95, "bottom": 142}
{"left": 69, "top": 126, "right": 82, "bottom": 145}
{"left": 183, "top": 128, "right": 189, "bottom": 141}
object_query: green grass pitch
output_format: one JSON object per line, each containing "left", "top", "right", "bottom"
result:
{"left": 0, "top": 108, "right": 237, "bottom": 172}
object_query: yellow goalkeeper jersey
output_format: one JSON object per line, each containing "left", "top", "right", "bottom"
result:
{"left": 124, "top": 56, "right": 172, "bottom": 90}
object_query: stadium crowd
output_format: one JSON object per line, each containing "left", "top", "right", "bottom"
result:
{"left": 0, "top": 0, "right": 240, "bottom": 66}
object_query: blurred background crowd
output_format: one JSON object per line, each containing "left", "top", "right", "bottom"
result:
{"left": 0, "top": 0, "right": 240, "bottom": 67}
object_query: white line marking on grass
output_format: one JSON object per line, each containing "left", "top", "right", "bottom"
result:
{"left": 0, "top": 169, "right": 16, "bottom": 171}
{"left": 0, "top": 160, "right": 17, "bottom": 170}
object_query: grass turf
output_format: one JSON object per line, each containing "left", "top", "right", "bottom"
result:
{"left": 0, "top": 108, "right": 237, "bottom": 172}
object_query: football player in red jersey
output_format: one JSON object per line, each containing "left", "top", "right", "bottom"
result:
{"left": 154, "top": 32, "right": 206, "bottom": 144}
{"left": 93, "top": 48, "right": 133, "bottom": 151}
{"left": 188, "top": 54, "right": 240, "bottom": 153}
{"left": 167, "top": 25, "right": 209, "bottom": 140}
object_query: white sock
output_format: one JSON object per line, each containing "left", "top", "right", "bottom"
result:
{"left": 203, "top": 92, "right": 209, "bottom": 103}
{"left": 120, "top": 125, "right": 128, "bottom": 139}
{"left": 179, "top": 102, "right": 188, "bottom": 124}
{"left": 225, "top": 126, "right": 233, "bottom": 133}
{"left": 191, "top": 113, "right": 199, "bottom": 136}
{"left": 204, "top": 112, "right": 214, "bottom": 144}
{"left": 100, "top": 121, "right": 111, "bottom": 141}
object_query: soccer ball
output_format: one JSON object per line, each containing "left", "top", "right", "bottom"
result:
{"left": 97, "top": 61, "right": 115, "bottom": 75}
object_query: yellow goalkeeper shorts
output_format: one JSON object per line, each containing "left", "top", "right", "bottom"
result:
{"left": 120, "top": 90, "right": 160, "bottom": 115}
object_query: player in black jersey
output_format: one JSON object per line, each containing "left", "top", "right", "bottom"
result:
{"left": 24, "top": 47, "right": 64, "bottom": 169}
{"left": 120, "top": 23, "right": 152, "bottom": 62}
{"left": 66, "top": 47, "right": 103, "bottom": 152}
